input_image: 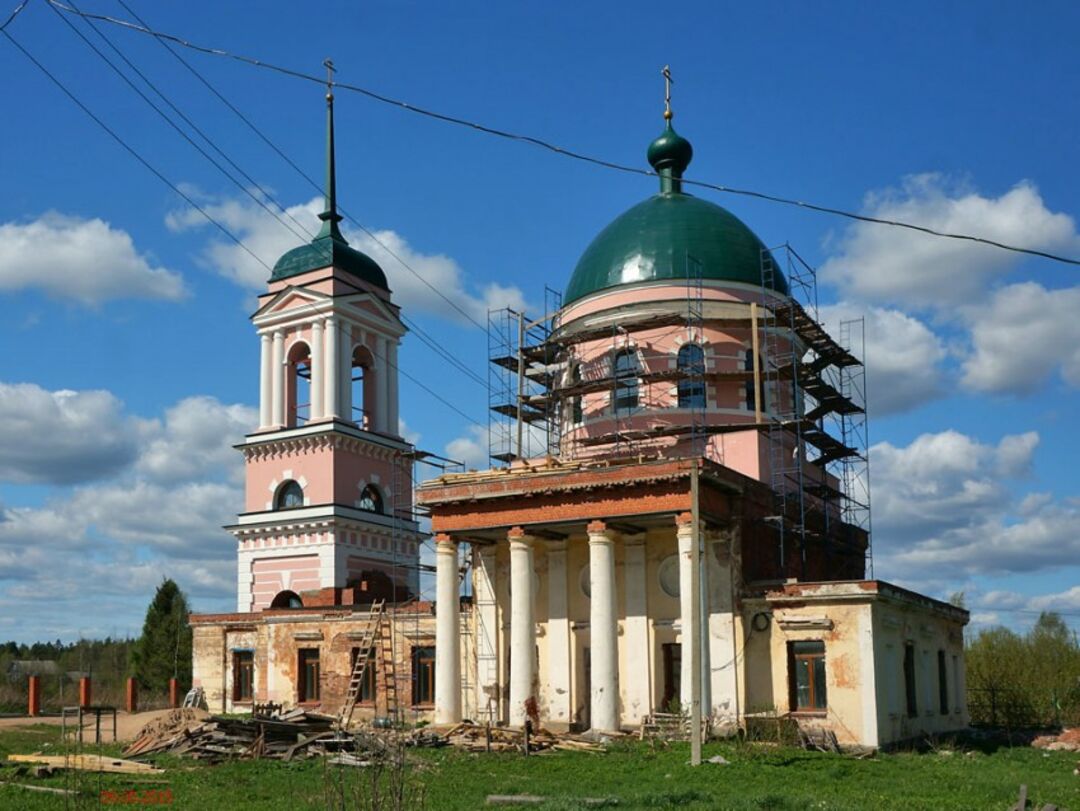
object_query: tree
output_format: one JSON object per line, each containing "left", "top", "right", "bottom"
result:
{"left": 130, "top": 579, "right": 192, "bottom": 693}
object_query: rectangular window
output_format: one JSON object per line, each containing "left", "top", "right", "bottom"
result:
{"left": 412, "top": 646, "right": 435, "bottom": 706}
{"left": 903, "top": 643, "right": 917, "bottom": 718}
{"left": 232, "top": 650, "right": 254, "bottom": 702}
{"left": 350, "top": 647, "right": 376, "bottom": 704}
{"left": 789, "top": 640, "right": 827, "bottom": 712}
{"left": 298, "top": 648, "right": 320, "bottom": 703}
{"left": 937, "top": 650, "right": 949, "bottom": 715}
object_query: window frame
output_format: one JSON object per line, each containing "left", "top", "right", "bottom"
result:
{"left": 612, "top": 349, "right": 640, "bottom": 415}
{"left": 232, "top": 650, "right": 254, "bottom": 703}
{"left": 677, "top": 343, "right": 707, "bottom": 409}
{"left": 350, "top": 646, "right": 376, "bottom": 705}
{"left": 298, "top": 648, "right": 321, "bottom": 703}
{"left": 357, "top": 484, "right": 383, "bottom": 514}
{"left": 411, "top": 645, "right": 435, "bottom": 707}
{"left": 788, "top": 640, "right": 827, "bottom": 714}
{"left": 903, "top": 642, "right": 918, "bottom": 718}
{"left": 274, "top": 480, "right": 304, "bottom": 511}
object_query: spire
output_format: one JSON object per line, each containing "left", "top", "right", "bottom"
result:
{"left": 316, "top": 58, "right": 345, "bottom": 242}
{"left": 647, "top": 65, "right": 693, "bottom": 194}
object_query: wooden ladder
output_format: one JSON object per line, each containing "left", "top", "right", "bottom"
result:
{"left": 336, "top": 599, "right": 386, "bottom": 731}
{"left": 377, "top": 605, "right": 400, "bottom": 725}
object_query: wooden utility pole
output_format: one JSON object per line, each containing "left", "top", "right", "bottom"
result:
{"left": 690, "top": 460, "right": 702, "bottom": 766}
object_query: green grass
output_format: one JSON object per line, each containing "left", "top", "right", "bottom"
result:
{"left": 0, "top": 724, "right": 1077, "bottom": 810}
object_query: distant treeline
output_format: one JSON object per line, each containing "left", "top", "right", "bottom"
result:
{"left": 0, "top": 579, "right": 193, "bottom": 713}
{"left": 966, "top": 611, "right": 1080, "bottom": 728}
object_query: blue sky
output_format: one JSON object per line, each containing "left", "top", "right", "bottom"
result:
{"left": 1, "top": 0, "right": 1079, "bottom": 641}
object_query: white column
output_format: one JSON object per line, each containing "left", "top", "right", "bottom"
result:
{"left": 324, "top": 317, "right": 338, "bottom": 419}
{"left": 546, "top": 539, "right": 572, "bottom": 727}
{"left": 373, "top": 337, "right": 389, "bottom": 434}
{"left": 623, "top": 534, "right": 651, "bottom": 725}
{"left": 677, "top": 515, "right": 697, "bottom": 712}
{"left": 707, "top": 531, "right": 738, "bottom": 730}
{"left": 434, "top": 534, "right": 461, "bottom": 724}
{"left": 258, "top": 334, "right": 272, "bottom": 429}
{"left": 310, "top": 320, "right": 324, "bottom": 421}
{"left": 270, "top": 330, "right": 285, "bottom": 427}
{"left": 587, "top": 521, "right": 619, "bottom": 733}
{"left": 387, "top": 339, "right": 400, "bottom": 437}
{"left": 508, "top": 527, "right": 536, "bottom": 728}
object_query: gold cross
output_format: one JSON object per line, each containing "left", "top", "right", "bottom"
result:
{"left": 662, "top": 65, "right": 673, "bottom": 120}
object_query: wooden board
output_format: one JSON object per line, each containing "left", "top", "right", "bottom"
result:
{"left": 7, "top": 754, "right": 164, "bottom": 774}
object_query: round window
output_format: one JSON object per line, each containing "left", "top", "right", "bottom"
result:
{"left": 658, "top": 555, "right": 680, "bottom": 598}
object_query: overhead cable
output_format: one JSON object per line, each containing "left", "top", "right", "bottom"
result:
{"left": 45, "top": 0, "right": 1080, "bottom": 269}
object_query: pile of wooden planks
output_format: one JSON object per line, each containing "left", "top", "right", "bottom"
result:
{"left": 123, "top": 707, "right": 338, "bottom": 762}
{"left": 437, "top": 722, "right": 604, "bottom": 754}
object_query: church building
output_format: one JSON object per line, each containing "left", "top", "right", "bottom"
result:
{"left": 192, "top": 82, "right": 969, "bottom": 750}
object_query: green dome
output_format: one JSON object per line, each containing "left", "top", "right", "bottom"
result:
{"left": 564, "top": 124, "right": 787, "bottom": 304}
{"left": 270, "top": 232, "right": 388, "bottom": 289}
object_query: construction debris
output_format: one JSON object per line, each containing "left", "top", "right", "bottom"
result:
{"left": 1032, "top": 729, "right": 1080, "bottom": 752}
{"left": 439, "top": 722, "right": 604, "bottom": 754}
{"left": 7, "top": 754, "right": 162, "bottom": 775}
{"left": 123, "top": 706, "right": 337, "bottom": 762}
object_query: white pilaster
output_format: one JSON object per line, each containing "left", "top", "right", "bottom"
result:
{"left": 324, "top": 317, "right": 339, "bottom": 419}
{"left": 707, "top": 531, "right": 737, "bottom": 728}
{"left": 622, "top": 534, "right": 651, "bottom": 725}
{"left": 546, "top": 539, "right": 571, "bottom": 727}
{"left": 259, "top": 334, "right": 272, "bottom": 429}
{"left": 434, "top": 534, "right": 462, "bottom": 724}
{"left": 508, "top": 528, "right": 536, "bottom": 728}
{"left": 387, "top": 339, "right": 400, "bottom": 436}
{"left": 474, "top": 546, "right": 500, "bottom": 724}
{"left": 373, "top": 337, "right": 389, "bottom": 434}
{"left": 271, "top": 330, "right": 285, "bottom": 427}
{"left": 677, "top": 517, "right": 697, "bottom": 712}
{"left": 317, "top": 533, "right": 336, "bottom": 588}
{"left": 587, "top": 521, "right": 619, "bottom": 732}
{"left": 310, "top": 320, "right": 324, "bottom": 420}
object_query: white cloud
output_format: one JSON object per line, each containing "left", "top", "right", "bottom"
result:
{"left": 137, "top": 396, "right": 255, "bottom": 483}
{"left": 1029, "top": 585, "right": 1080, "bottom": 612}
{"left": 870, "top": 428, "right": 1080, "bottom": 580}
{"left": 872, "top": 429, "right": 1038, "bottom": 540}
{"left": 960, "top": 282, "right": 1080, "bottom": 394}
{"left": 820, "top": 304, "right": 946, "bottom": 414}
{"left": 167, "top": 193, "right": 527, "bottom": 324}
{"left": 445, "top": 424, "right": 490, "bottom": 471}
{"left": 820, "top": 175, "right": 1080, "bottom": 309}
{"left": 0, "top": 383, "right": 146, "bottom": 484}
{"left": 0, "top": 212, "right": 186, "bottom": 304}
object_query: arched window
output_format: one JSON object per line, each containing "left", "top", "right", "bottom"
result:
{"left": 270, "top": 590, "right": 303, "bottom": 609}
{"left": 677, "top": 344, "right": 706, "bottom": 408}
{"left": 351, "top": 345, "right": 376, "bottom": 430}
{"left": 274, "top": 480, "right": 304, "bottom": 510}
{"left": 285, "top": 342, "right": 312, "bottom": 427}
{"left": 358, "top": 484, "right": 383, "bottom": 514}
{"left": 570, "top": 364, "right": 583, "bottom": 424}
{"left": 613, "top": 349, "right": 639, "bottom": 415}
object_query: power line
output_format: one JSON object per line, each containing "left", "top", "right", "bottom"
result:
{"left": 111, "top": 0, "right": 489, "bottom": 331}
{"left": 46, "top": 0, "right": 1080, "bottom": 270}
{"left": 0, "top": 0, "right": 27, "bottom": 31}
{"left": 1, "top": 27, "right": 271, "bottom": 273}
{"left": 49, "top": 0, "right": 312, "bottom": 247}
{"left": 57, "top": 0, "right": 489, "bottom": 388}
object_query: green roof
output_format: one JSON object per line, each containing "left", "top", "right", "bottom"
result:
{"left": 271, "top": 234, "right": 388, "bottom": 288}
{"left": 564, "top": 124, "right": 787, "bottom": 304}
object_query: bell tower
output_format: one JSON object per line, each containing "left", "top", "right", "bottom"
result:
{"left": 228, "top": 74, "right": 419, "bottom": 612}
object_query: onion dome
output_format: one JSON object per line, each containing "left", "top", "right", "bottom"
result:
{"left": 564, "top": 122, "right": 786, "bottom": 304}
{"left": 270, "top": 85, "right": 388, "bottom": 290}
